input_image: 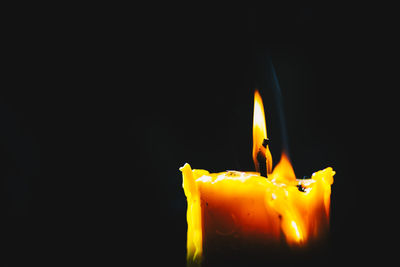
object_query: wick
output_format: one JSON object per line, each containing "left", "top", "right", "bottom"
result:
{"left": 262, "top": 138, "right": 269, "bottom": 148}
{"left": 257, "top": 138, "right": 270, "bottom": 178}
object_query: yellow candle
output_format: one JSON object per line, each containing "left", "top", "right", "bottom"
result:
{"left": 181, "top": 90, "right": 335, "bottom": 266}
{"left": 181, "top": 160, "right": 334, "bottom": 266}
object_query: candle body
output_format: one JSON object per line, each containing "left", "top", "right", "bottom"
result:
{"left": 181, "top": 163, "right": 334, "bottom": 265}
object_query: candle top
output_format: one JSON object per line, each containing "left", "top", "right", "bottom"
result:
{"left": 195, "top": 170, "right": 261, "bottom": 184}
{"left": 192, "top": 168, "right": 311, "bottom": 188}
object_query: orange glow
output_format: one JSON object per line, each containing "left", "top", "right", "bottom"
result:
{"left": 266, "top": 166, "right": 335, "bottom": 245}
{"left": 252, "top": 89, "right": 272, "bottom": 175}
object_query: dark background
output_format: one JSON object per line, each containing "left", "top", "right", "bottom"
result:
{"left": 3, "top": 6, "right": 398, "bottom": 266}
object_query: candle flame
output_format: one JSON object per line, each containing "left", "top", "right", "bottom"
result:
{"left": 270, "top": 151, "right": 296, "bottom": 183}
{"left": 252, "top": 89, "right": 272, "bottom": 175}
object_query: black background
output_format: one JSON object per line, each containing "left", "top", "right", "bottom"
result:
{"left": 3, "top": 6, "right": 399, "bottom": 266}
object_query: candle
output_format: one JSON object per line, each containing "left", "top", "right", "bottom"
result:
{"left": 181, "top": 90, "right": 335, "bottom": 266}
